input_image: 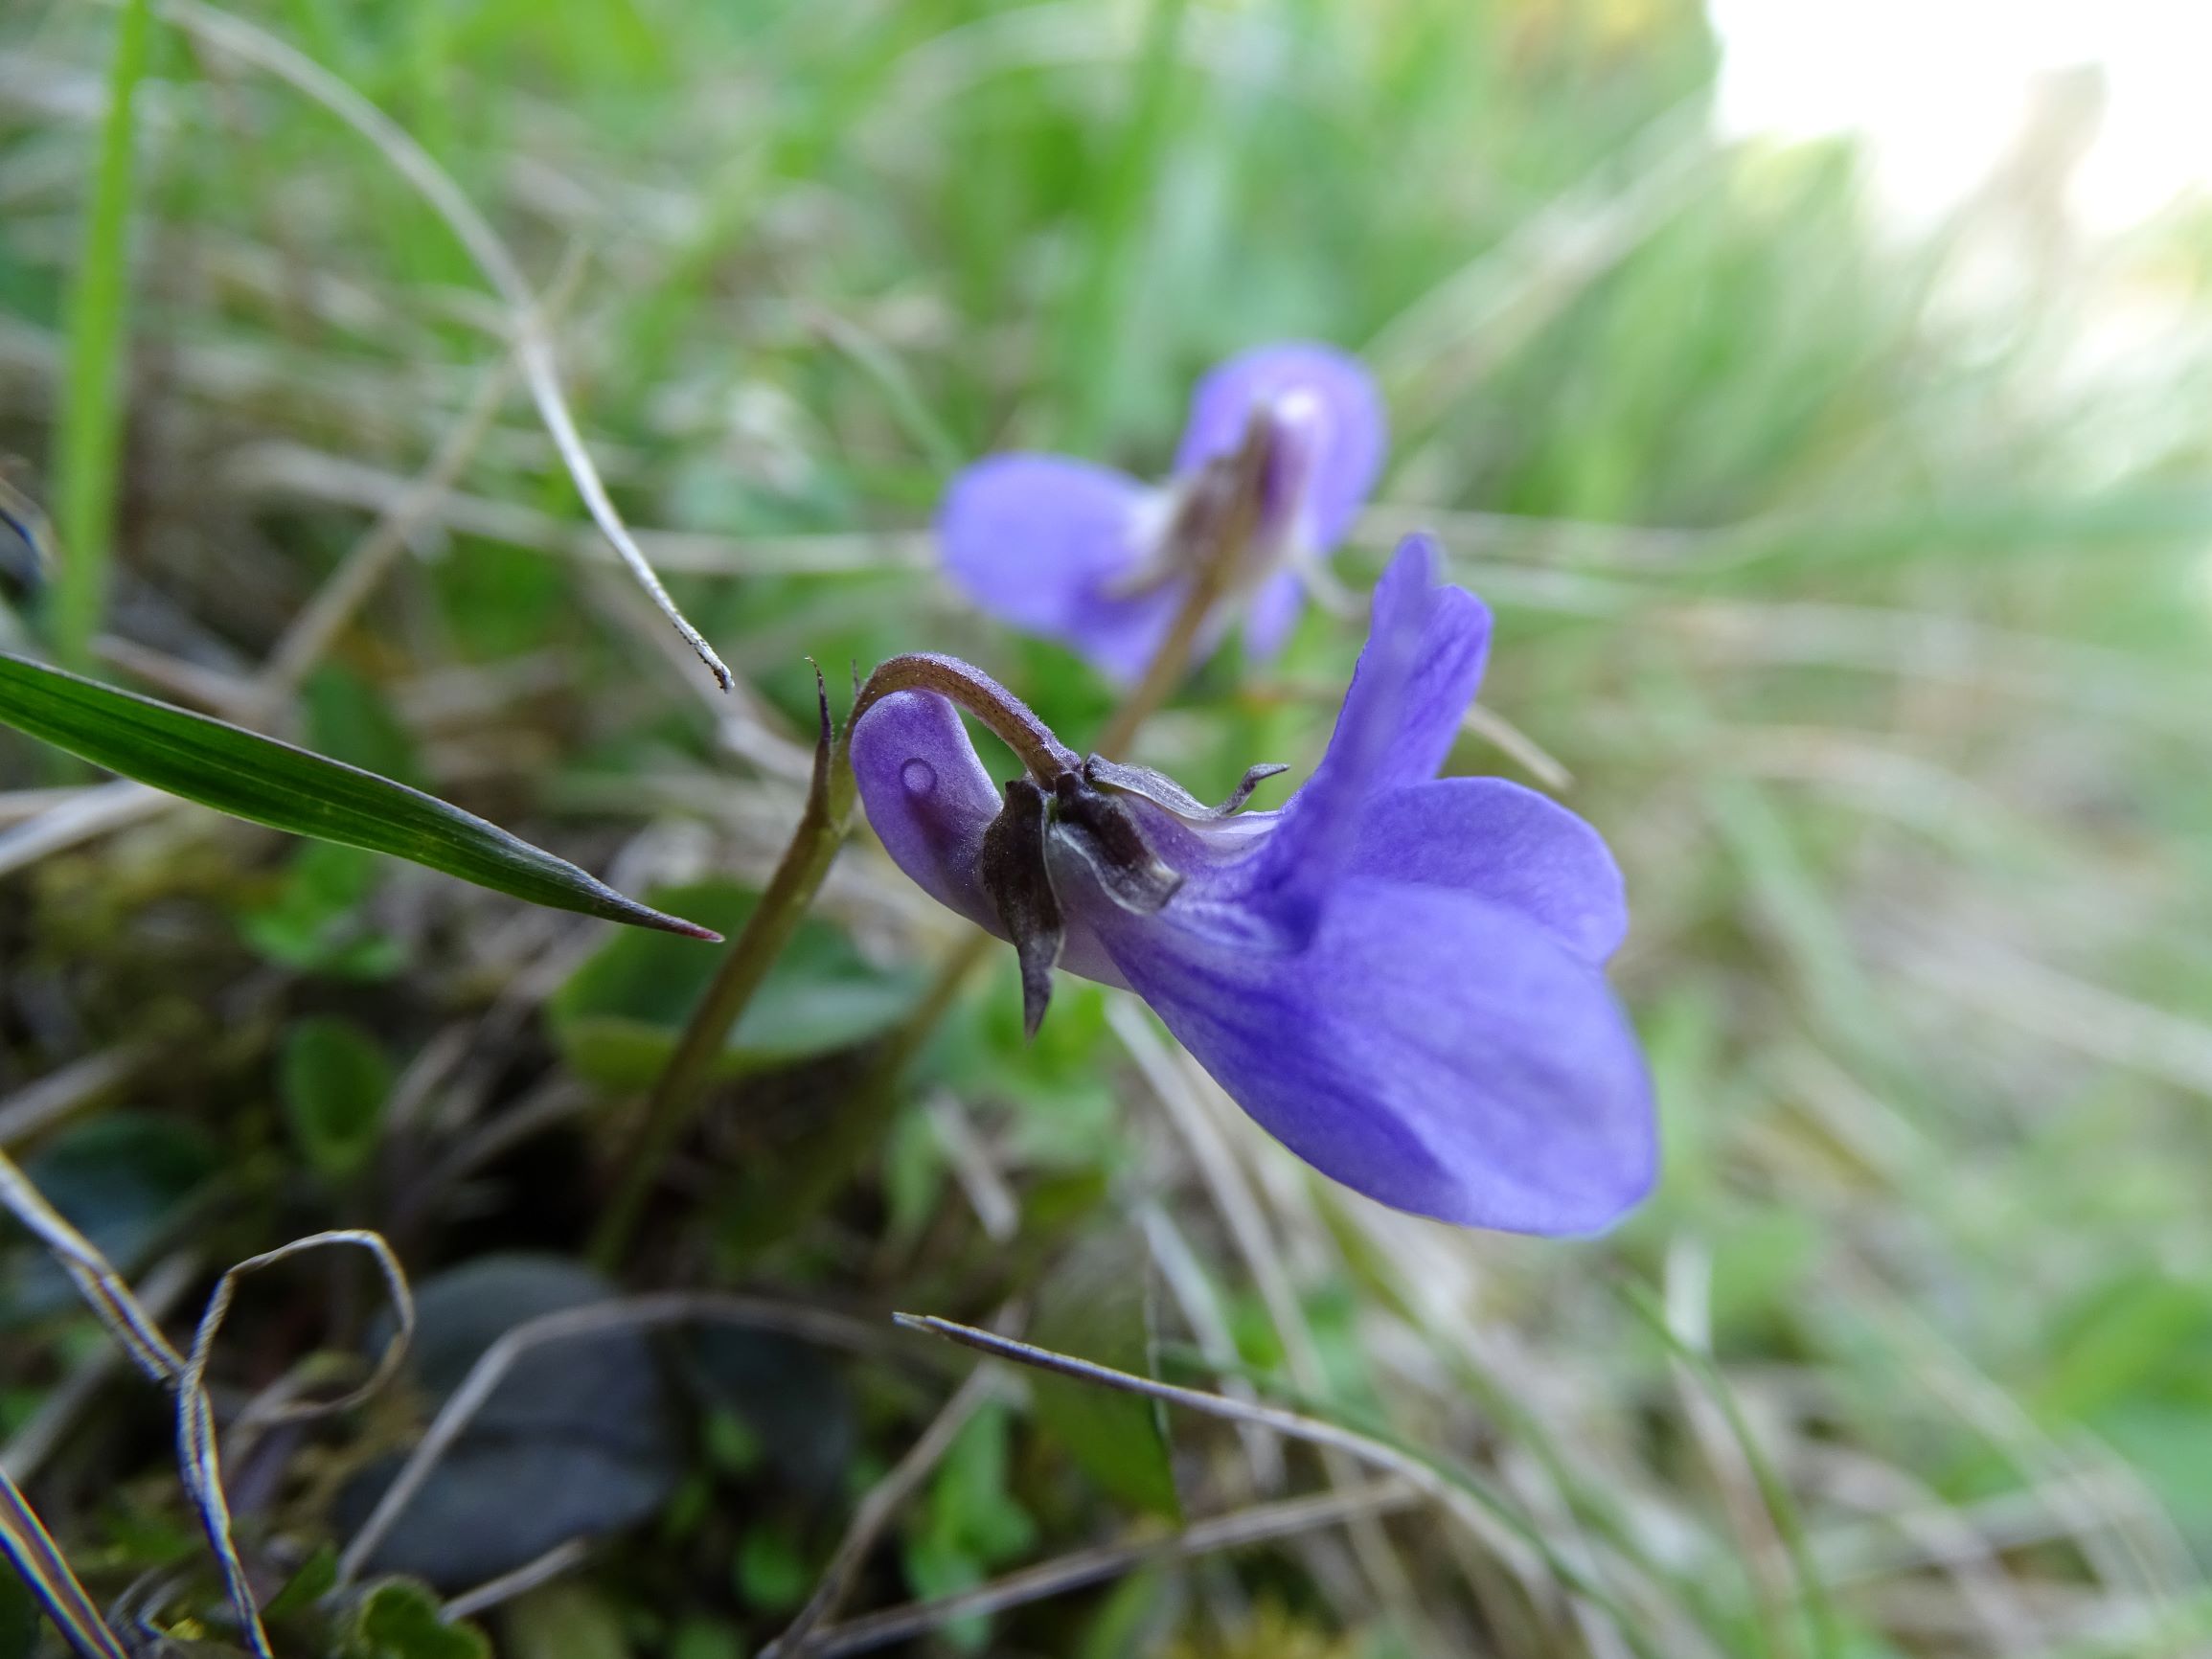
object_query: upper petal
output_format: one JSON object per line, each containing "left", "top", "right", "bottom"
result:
{"left": 1090, "top": 875, "right": 1656, "bottom": 1234}
{"left": 1230, "top": 535, "right": 1491, "bottom": 938}
{"left": 1175, "top": 343, "right": 1386, "bottom": 551}
{"left": 1351, "top": 778, "right": 1629, "bottom": 964}
{"left": 938, "top": 454, "right": 1179, "bottom": 683}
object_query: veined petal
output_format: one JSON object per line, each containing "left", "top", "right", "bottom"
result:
{"left": 1352, "top": 778, "right": 1629, "bottom": 964}
{"left": 1176, "top": 343, "right": 1386, "bottom": 551}
{"left": 938, "top": 454, "right": 1179, "bottom": 683}
{"left": 1087, "top": 876, "right": 1655, "bottom": 1234}
{"left": 850, "top": 690, "right": 1129, "bottom": 985}
{"left": 1233, "top": 535, "right": 1490, "bottom": 937}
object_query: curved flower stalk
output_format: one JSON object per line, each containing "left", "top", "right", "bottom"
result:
{"left": 851, "top": 536, "right": 1655, "bottom": 1234}
{"left": 941, "top": 343, "right": 1386, "bottom": 682}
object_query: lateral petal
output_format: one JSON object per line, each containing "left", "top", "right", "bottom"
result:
{"left": 938, "top": 454, "right": 1178, "bottom": 683}
{"left": 1352, "top": 778, "right": 1629, "bottom": 963}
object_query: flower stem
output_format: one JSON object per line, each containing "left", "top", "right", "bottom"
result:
{"left": 1093, "top": 414, "right": 1272, "bottom": 758}
{"left": 590, "top": 672, "right": 855, "bottom": 1268}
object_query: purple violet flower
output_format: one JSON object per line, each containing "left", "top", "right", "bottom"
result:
{"left": 851, "top": 535, "right": 1655, "bottom": 1234}
{"left": 940, "top": 342, "right": 1386, "bottom": 682}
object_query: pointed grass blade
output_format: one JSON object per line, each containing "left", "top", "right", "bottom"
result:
{"left": 0, "top": 653, "right": 716, "bottom": 940}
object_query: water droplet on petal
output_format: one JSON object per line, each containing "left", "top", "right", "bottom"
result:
{"left": 900, "top": 758, "right": 936, "bottom": 797}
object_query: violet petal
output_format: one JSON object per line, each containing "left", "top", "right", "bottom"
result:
{"left": 849, "top": 690, "right": 1129, "bottom": 987}
{"left": 1233, "top": 535, "right": 1490, "bottom": 938}
{"left": 938, "top": 453, "right": 1179, "bottom": 683}
{"left": 1351, "top": 778, "right": 1629, "bottom": 964}
{"left": 1175, "top": 342, "right": 1386, "bottom": 551}
{"left": 1085, "top": 875, "right": 1656, "bottom": 1234}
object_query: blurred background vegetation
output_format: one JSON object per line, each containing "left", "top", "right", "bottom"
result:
{"left": 5, "top": 0, "right": 2212, "bottom": 1654}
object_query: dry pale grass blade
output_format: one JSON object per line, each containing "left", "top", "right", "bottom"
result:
{"left": 1355, "top": 502, "right": 1713, "bottom": 569}
{"left": 335, "top": 1294, "right": 920, "bottom": 1585}
{"left": 1106, "top": 999, "right": 1417, "bottom": 1617}
{"left": 148, "top": 0, "right": 734, "bottom": 693}
{"left": 251, "top": 348, "right": 522, "bottom": 711}
{"left": 1366, "top": 97, "right": 1711, "bottom": 420}
{"left": 0, "top": 1146, "right": 185, "bottom": 1379}
{"left": 0, "top": 1469, "right": 131, "bottom": 1659}
{"left": 224, "top": 442, "right": 934, "bottom": 575}
{"left": 173, "top": 1229, "right": 414, "bottom": 1659}
{"left": 761, "top": 1365, "right": 1000, "bottom": 1658}
{"left": 1889, "top": 925, "right": 2212, "bottom": 1102}
{"left": 3, "top": 1251, "right": 199, "bottom": 1483}
{"left": 441, "top": 1538, "right": 594, "bottom": 1623}
{"left": 1662, "top": 598, "right": 2212, "bottom": 734}
{"left": 0, "top": 779, "right": 171, "bottom": 879}
{"left": 801, "top": 1481, "right": 1423, "bottom": 1658}
{"left": 0, "top": 1045, "right": 139, "bottom": 1147}
{"left": 894, "top": 1312, "right": 1668, "bottom": 1657}
{"left": 1462, "top": 701, "right": 1573, "bottom": 790}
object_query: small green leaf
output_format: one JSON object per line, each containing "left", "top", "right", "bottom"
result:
{"left": 0, "top": 652, "right": 717, "bottom": 941}
{"left": 262, "top": 1544, "right": 338, "bottom": 1624}
{"left": 240, "top": 841, "right": 408, "bottom": 979}
{"left": 733, "top": 1526, "right": 810, "bottom": 1613}
{"left": 341, "top": 1580, "right": 489, "bottom": 1659}
{"left": 1028, "top": 1226, "right": 1181, "bottom": 1519}
{"left": 279, "top": 1016, "right": 395, "bottom": 1182}
{"left": 503, "top": 1584, "right": 628, "bottom": 1659}
{"left": 549, "top": 880, "right": 920, "bottom": 1084}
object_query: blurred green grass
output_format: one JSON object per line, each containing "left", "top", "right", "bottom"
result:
{"left": 5, "top": 0, "right": 2212, "bottom": 1654}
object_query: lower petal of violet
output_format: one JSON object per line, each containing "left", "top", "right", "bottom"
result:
{"left": 1089, "top": 875, "right": 1655, "bottom": 1234}
{"left": 938, "top": 453, "right": 1183, "bottom": 683}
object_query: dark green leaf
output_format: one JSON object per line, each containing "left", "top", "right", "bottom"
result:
{"left": 1028, "top": 1226, "right": 1181, "bottom": 1519}
{"left": 279, "top": 1016, "right": 395, "bottom": 1182}
{"left": 1, "top": 1113, "right": 217, "bottom": 1323}
{"left": 0, "top": 652, "right": 716, "bottom": 940}
{"left": 334, "top": 1256, "right": 680, "bottom": 1591}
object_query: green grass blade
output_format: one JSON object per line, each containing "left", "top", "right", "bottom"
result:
{"left": 51, "top": 0, "right": 153, "bottom": 672}
{"left": 0, "top": 653, "right": 717, "bottom": 941}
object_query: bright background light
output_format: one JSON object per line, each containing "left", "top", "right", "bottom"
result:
{"left": 1706, "top": 0, "right": 2212, "bottom": 230}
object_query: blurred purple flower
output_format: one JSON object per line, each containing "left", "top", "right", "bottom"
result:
{"left": 941, "top": 342, "right": 1386, "bottom": 682}
{"left": 852, "top": 536, "right": 1654, "bottom": 1234}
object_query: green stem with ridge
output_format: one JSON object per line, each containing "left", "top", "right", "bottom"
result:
{"left": 591, "top": 674, "right": 855, "bottom": 1267}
